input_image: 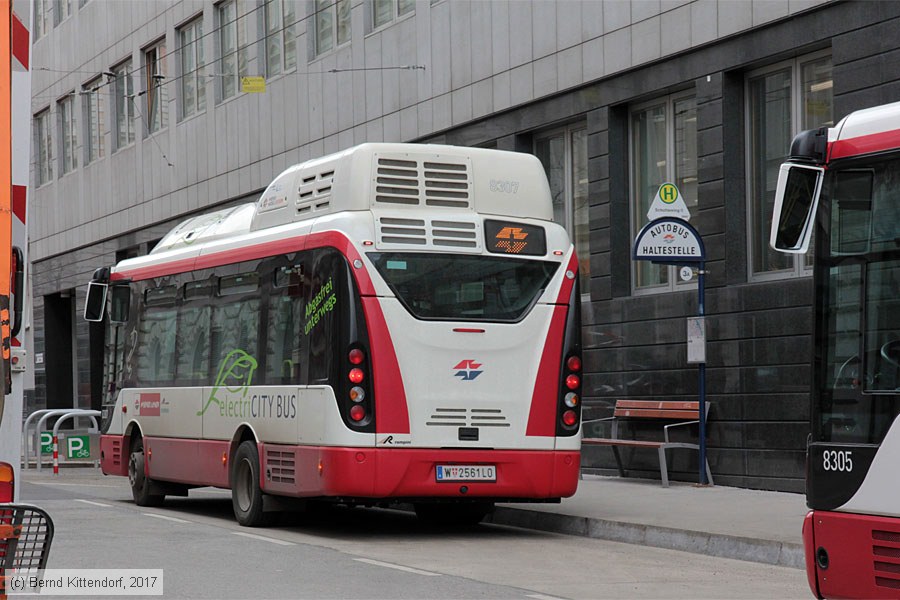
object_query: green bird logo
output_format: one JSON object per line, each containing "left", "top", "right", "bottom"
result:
{"left": 197, "top": 349, "right": 258, "bottom": 417}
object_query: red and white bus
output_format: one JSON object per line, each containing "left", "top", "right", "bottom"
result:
{"left": 86, "top": 143, "right": 582, "bottom": 526}
{"left": 771, "top": 101, "right": 900, "bottom": 598}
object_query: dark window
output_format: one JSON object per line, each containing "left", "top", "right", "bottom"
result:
{"left": 368, "top": 252, "right": 559, "bottom": 321}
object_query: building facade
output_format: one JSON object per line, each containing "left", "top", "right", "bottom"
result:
{"left": 28, "top": 0, "right": 900, "bottom": 491}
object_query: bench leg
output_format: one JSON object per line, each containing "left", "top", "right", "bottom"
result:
{"left": 611, "top": 446, "right": 626, "bottom": 478}
{"left": 657, "top": 446, "right": 669, "bottom": 487}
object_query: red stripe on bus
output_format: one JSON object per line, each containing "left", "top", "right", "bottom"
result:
{"left": 105, "top": 437, "right": 579, "bottom": 499}
{"left": 144, "top": 437, "right": 230, "bottom": 487}
{"left": 526, "top": 305, "right": 567, "bottom": 437}
{"left": 192, "top": 237, "right": 307, "bottom": 271}
{"left": 554, "top": 252, "right": 579, "bottom": 304}
{"left": 12, "top": 13, "right": 29, "bottom": 71}
{"left": 112, "top": 231, "right": 376, "bottom": 295}
{"left": 361, "top": 297, "right": 410, "bottom": 434}
{"left": 12, "top": 185, "right": 26, "bottom": 224}
{"left": 306, "top": 231, "right": 376, "bottom": 296}
{"left": 829, "top": 128, "right": 900, "bottom": 160}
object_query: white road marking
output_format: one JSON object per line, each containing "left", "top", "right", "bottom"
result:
{"left": 192, "top": 489, "right": 230, "bottom": 495}
{"left": 526, "top": 594, "right": 566, "bottom": 600}
{"left": 73, "top": 499, "right": 111, "bottom": 507}
{"left": 353, "top": 558, "right": 442, "bottom": 577}
{"left": 28, "top": 481, "right": 119, "bottom": 488}
{"left": 232, "top": 531, "right": 296, "bottom": 546}
{"left": 143, "top": 512, "right": 192, "bottom": 524}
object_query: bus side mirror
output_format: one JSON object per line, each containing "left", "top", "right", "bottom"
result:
{"left": 84, "top": 281, "right": 108, "bottom": 322}
{"left": 769, "top": 163, "right": 824, "bottom": 254}
{"left": 109, "top": 285, "right": 131, "bottom": 324}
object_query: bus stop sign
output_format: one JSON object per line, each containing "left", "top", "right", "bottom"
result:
{"left": 633, "top": 217, "right": 705, "bottom": 263}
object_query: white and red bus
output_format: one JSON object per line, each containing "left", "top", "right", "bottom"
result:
{"left": 85, "top": 143, "right": 583, "bottom": 526}
{"left": 771, "top": 101, "right": 900, "bottom": 598}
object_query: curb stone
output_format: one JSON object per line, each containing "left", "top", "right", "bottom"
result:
{"left": 486, "top": 506, "right": 804, "bottom": 570}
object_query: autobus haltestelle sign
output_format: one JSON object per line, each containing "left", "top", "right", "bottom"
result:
{"left": 633, "top": 218, "right": 705, "bottom": 263}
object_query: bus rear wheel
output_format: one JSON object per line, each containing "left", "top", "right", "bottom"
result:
{"left": 128, "top": 438, "right": 164, "bottom": 507}
{"left": 231, "top": 441, "right": 273, "bottom": 527}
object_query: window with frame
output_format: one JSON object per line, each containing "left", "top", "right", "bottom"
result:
{"left": 314, "top": 0, "right": 350, "bottom": 57}
{"left": 217, "top": 0, "right": 253, "bottom": 101}
{"left": 82, "top": 77, "right": 105, "bottom": 164}
{"left": 53, "top": 0, "right": 72, "bottom": 26}
{"left": 535, "top": 125, "right": 590, "bottom": 286}
{"left": 34, "top": 109, "right": 53, "bottom": 185}
{"left": 371, "top": 0, "right": 414, "bottom": 30}
{"left": 33, "top": 0, "right": 51, "bottom": 40}
{"left": 265, "top": 0, "right": 297, "bottom": 75}
{"left": 630, "top": 92, "right": 698, "bottom": 292}
{"left": 747, "top": 52, "right": 833, "bottom": 279}
{"left": 144, "top": 40, "right": 168, "bottom": 135}
{"left": 112, "top": 60, "right": 135, "bottom": 150}
{"left": 57, "top": 93, "right": 77, "bottom": 175}
{"left": 179, "top": 17, "right": 206, "bottom": 119}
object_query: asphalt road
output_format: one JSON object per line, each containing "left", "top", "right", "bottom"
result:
{"left": 15, "top": 468, "right": 808, "bottom": 599}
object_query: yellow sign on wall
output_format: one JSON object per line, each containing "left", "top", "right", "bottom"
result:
{"left": 241, "top": 77, "right": 266, "bottom": 93}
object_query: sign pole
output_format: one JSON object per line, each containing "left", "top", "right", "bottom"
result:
{"left": 698, "top": 262, "right": 707, "bottom": 485}
{"left": 633, "top": 199, "right": 711, "bottom": 486}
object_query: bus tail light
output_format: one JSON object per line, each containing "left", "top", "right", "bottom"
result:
{"left": 556, "top": 272, "right": 582, "bottom": 436}
{"left": 344, "top": 344, "right": 373, "bottom": 429}
{"left": 349, "top": 348, "right": 365, "bottom": 365}
{"left": 0, "top": 462, "right": 14, "bottom": 502}
{"left": 349, "top": 405, "right": 366, "bottom": 422}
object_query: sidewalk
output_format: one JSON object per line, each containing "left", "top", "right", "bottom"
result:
{"left": 492, "top": 475, "right": 807, "bottom": 569}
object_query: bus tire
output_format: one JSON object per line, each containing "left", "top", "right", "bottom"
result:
{"left": 128, "top": 438, "right": 164, "bottom": 507}
{"left": 231, "top": 441, "right": 273, "bottom": 527}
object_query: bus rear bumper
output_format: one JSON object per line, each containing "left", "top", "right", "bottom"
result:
{"left": 100, "top": 435, "right": 128, "bottom": 477}
{"left": 260, "top": 445, "right": 581, "bottom": 501}
{"left": 805, "top": 509, "right": 900, "bottom": 599}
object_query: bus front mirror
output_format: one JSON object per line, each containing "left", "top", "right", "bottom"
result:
{"left": 84, "top": 281, "right": 108, "bottom": 322}
{"left": 109, "top": 285, "right": 131, "bottom": 324}
{"left": 770, "top": 163, "right": 824, "bottom": 254}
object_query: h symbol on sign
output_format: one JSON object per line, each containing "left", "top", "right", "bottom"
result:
{"left": 661, "top": 185, "right": 676, "bottom": 202}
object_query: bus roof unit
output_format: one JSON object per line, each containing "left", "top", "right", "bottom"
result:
{"left": 251, "top": 143, "right": 554, "bottom": 230}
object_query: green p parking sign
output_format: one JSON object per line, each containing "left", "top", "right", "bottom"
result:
{"left": 40, "top": 432, "right": 52, "bottom": 455}
{"left": 66, "top": 436, "right": 91, "bottom": 459}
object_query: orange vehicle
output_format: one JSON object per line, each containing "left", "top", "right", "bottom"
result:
{"left": 0, "top": 0, "right": 30, "bottom": 504}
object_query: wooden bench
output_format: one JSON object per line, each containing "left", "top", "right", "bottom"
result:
{"left": 581, "top": 400, "right": 713, "bottom": 487}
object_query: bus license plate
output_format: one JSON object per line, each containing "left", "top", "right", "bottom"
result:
{"left": 435, "top": 465, "right": 496, "bottom": 482}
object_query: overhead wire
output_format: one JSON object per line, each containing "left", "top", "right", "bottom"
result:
{"left": 31, "top": 0, "right": 425, "bottom": 106}
{"left": 28, "top": 0, "right": 425, "bottom": 172}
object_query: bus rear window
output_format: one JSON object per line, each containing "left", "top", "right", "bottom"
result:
{"left": 368, "top": 252, "right": 559, "bottom": 321}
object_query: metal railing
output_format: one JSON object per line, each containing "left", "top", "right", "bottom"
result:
{"left": 22, "top": 410, "right": 99, "bottom": 472}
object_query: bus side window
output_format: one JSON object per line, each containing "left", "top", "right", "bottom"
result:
{"left": 267, "top": 263, "right": 307, "bottom": 385}
{"left": 210, "top": 272, "right": 261, "bottom": 388}
{"left": 135, "top": 284, "right": 178, "bottom": 386}
{"left": 177, "top": 279, "right": 213, "bottom": 385}
{"left": 307, "top": 250, "right": 342, "bottom": 385}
